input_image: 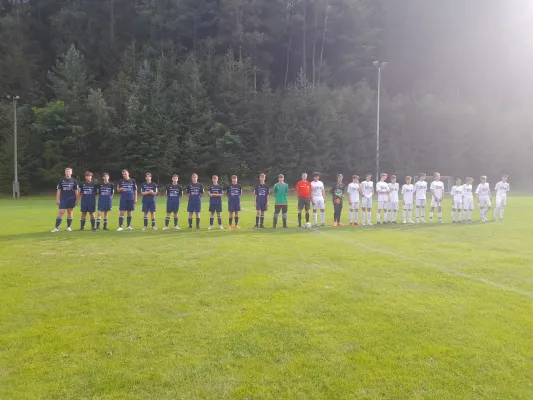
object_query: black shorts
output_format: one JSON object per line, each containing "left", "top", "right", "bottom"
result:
{"left": 298, "top": 197, "right": 311, "bottom": 211}
{"left": 274, "top": 205, "right": 288, "bottom": 214}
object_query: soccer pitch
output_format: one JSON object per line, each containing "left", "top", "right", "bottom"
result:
{"left": 1, "top": 196, "right": 533, "bottom": 399}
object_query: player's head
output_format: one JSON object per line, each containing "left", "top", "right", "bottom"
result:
{"left": 466, "top": 177, "right": 473, "bottom": 184}
{"left": 380, "top": 172, "right": 387, "bottom": 181}
{"left": 103, "top": 172, "right": 110, "bottom": 183}
{"left": 259, "top": 173, "right": 266, "bottom": 183}
{"left": 191, "top": 173, "right": 198, "bottom": 183}
{"left": 391, "top": 174, "right": 396, "bottom": 183}
{"left": 312, "top": 172, "right": 320, "bottom": 181}
{"left": 232, "top": 175, "right": 238, "bottom": 184}
{"left": 337, "top": 174, "right": 343, "bottom": 183}
{"left": 502, "top": 174, "right": 508, "bottom": 182}
{"left": 122, "top": 169, "right": 129, "bottom": 179}
{"left": 301, "top": 173, "right": 307, "bottom": 181}
{"left": 434, "top": 172, "right": 440, "bottom": 181}
{"left": 455, "top": 178, "right": 461, "bottom": 185}
{"left": 405, "top": 176, "right": 412, "bottom": 183}
{"left": 84, "top": 171, "right": 93, "bottom": 182}
{"left": 145, "top": 172, "right": 152, "bottom": 182}
{"left": 172, "top": 174, "right": 179, "bottom": 184}
{"left": 352, "top": 175, "right": 359, "bottom": 183}
{"left": 480, "top": 175, "right": 487, "bottom": 183}
{"left": 278, "top": 174, "right": 284, "bottom": 183}
{"left": 366, "top": 173, "right": 372, "bottom": 181}
{"left": 212, "top": 175, "right": 219, "bottom": 184}
{"left": 419, "top": 173, "right": 426, "bottom": 181}
{"left": 65, "top": 167, "right": 72, "bottom": 178}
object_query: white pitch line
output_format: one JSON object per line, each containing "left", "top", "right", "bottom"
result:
{"left": 310, "top": 228, "right": 533, "bottom": 299}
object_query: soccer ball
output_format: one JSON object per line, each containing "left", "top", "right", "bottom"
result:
{"left": 304, "top": 222, "right": 312, "bottom": 229}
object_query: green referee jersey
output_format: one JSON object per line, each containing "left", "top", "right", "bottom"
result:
{"left": 274, "top": 183, "right": 288, "bottom": 205}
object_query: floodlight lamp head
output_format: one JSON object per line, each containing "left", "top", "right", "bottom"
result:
{"left": 373, "top": 61, "right": 379, "bottom": 67}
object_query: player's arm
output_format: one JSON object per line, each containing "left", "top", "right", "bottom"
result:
{"left": 55, "top": 187, "right": 61, "bottom": 205}
{"left": 134, "top": 183, "right": 138, "bottom": 203}
{"left": 199, "top": 185, "right": 204, "bottom": 198}
{"left": 74, "top": 183, "right": 80, "bottom": 204}
{"left": 153, "top": 186, "right": 158, "bottom": 196}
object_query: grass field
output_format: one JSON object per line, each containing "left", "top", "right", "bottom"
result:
{"left": 1, "top": 195, "right": 533, "bottom": 399}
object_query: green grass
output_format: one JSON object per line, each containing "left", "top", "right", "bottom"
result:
{"left": 1, "top": 195, "right": 533, "bottom": 399}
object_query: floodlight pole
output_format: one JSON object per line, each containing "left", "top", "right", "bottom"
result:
{"left": 8, "top": 95, "right": 20, "bottom": 199}
{"left": 373, "top": 61, "right": 387, "bottom": 183}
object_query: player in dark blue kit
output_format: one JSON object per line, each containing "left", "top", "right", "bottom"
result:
{"left": 208, "top": 175, "right": 224, "bottom": 230}
{"left": 116, "top": 169, "right": 137, "bottom": 231}
{"left": 226, "top": 175, "right": 243, "bottom": 229}
{"left": 163, "top": 174, "right": 183, "bottom": 230}
{"left": 96, "top": 172, "right": 114, "bottom": 230}
{"left": 52, "top": 167, "right": 79, "bottom": 232}
{"left": 141, "top": 172, "right": 158, "bottom": 230}
{"left": 186, "top": 173, "right": 204, "bottom": 229}
{"left": 254, "top": 173, "right": 270, "bottom": 228}
{"left": 79, "top": 171, "right": 98, "bottom": 230}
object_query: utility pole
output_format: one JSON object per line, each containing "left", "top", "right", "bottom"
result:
{"left": 7, "top": 95, "right": 20, "bottom": 199}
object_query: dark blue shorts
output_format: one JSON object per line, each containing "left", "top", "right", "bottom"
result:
{"left": 209, "top": 203, "right": 222, "bottom": 213}
{"left": 142, "top": 202, "right": 156, "bottom": 213}
{"left": 59, "top": 198, "right": 76, "bottom": 210}
{"left": 98, "top": 197, "right": 112, "bottom": 212}
{"left": 119, "top": 199, "right": 135, "bottom": 211}
{"left": 228, "top": 198, "right": 241, "bottom": 212}
{"left": 80, "top": 200, "right": 96, "bottom": 213}
{"left": 256, "top": 203, "right": 268, "bottom": 212}
{"left": 187, "top": 201, "right": 201, "bottom": 213}
{"left": 166, "top": 201, "right": 180, "bottom": 214}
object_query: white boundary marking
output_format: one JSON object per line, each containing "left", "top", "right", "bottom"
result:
{"left": 311, "top": 228, "right": 533, "bottom": 299}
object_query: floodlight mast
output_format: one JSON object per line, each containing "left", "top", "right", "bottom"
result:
{"left": 7, "top": 95, "right": 20, "bottom": 199}
{"left": 373, "top": 61, "right": 388, "bottom": 183}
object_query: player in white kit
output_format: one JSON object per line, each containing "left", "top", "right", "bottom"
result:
{"left": 450, "top": 178, "right": 463, "bottom": 223}
{"left": 475, "top": 175, "right": 491, "bottom": 222}
{"left": 462, "top": 177, "right": 474, "bottom": 222}
{"left": 376, "top": 173, "right": 389, "bottom": 224}
{"left": 414, "top": 173, "right": 428, "bottom": 223}
{"left": 311, "top": 172, "right": 326, "bottom": 227}
{"left": 402, "top": 176, "right": 415, "bottom": 224}
{"left": 387, "top": 175, "right": 399, "bottom": 224}
{"left": 494, "top": 174, "right": 510, "bottom": 221}
{"left": 360, "top": 173, "right": 374, "bottom": 226}
{"left": 347, "top": 175, "right": 360, "bottom": 226}
{"left": 429, "top": 172, "right": 444, "bottom": 223}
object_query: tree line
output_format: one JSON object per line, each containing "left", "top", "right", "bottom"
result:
{"left": 0, "top": 0, "right": 531, "bottom": 193}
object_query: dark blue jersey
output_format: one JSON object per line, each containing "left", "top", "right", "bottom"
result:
{"left": 166, "top": 184, "right": 183, "bottom": 200}
{"left": 79, "top": 181, "right": 98, "bottom": 201}
{"left": 208, "top": 184, "right": 224, "bottom": 205}
{"left": 186, "top": 183, "right": 204, "bottom": 201}
{"left": 141, "top": 182, "right": 158, "bottom": 204}
{"left": 118, "top": 179, "right": 137, "bottom": 201}
{"left": 57, "top": 178, "right": 79, "bottom": 201}
{"left": 254, "top": 183, "right": 270, "bottom": 205}
{"left": 97, "top": 182, "right": 114, "bottom": 198}
{"left": 226, "top": 183, "right": 242, "bottom": 198}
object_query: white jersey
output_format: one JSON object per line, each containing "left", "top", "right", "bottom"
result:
{"left": 361, "top": 181, "right": 374, "bottom": 198}
{"left": 475, "top": 182, "right": 491, "bottom": 197}
{"left": 388, "top": 182, "right": 399, "bottom": 202}
{"left": 311, "top": 180, "right": 325, "bottom": 199}
{"left": 376, "top": 181, "right": 389, "bottom": 202}
{"left": 430, "top": 180, "right": 445, "bottom": 200}
{"left": 495, "top": 181, "right": 510, "bottom": 197}
{"left": 462, "top": 184, "right": 473, "bottom": 199}
{"left": 451, "top": 185, "right": 464, "bottom": 203}
{"left": 347, "top": 182, "right": 360, "bottom": 203}
{"left": 402, "top": 184, "right": 414, "bottom": 204}
{"left": 414, "top": 181, "right": 427, "bottom": 200}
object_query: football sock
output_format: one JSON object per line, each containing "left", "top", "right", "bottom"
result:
{"left": 67, "top": 217, "right": 72, "bottom": 228}
{"left": 349, "top": 210, "right": 353, "bottom": 222}
{"left": 188, "top": 217, "right": 193, "bottom": 227}
{"left": 377, "top": 212, "right": 381, "bottom": 223}
{"left": 392, "top": 211, "right": 397, "bottom": 221}
{"left": 235, "top": 217, "right": 239, "bottom": 226}
{"left": 367, "top": 211, "right": 371, "bottom": 223}
{"left": 255, "top": 216, "right": 259, "bottom": 226}
{"left": 451, "top": 210, "right": 455, "bottom": 222}
{"left": 229, "top": 217, "right": 233, "bottom": 226}
{"left": 500, "top": 207, "right": 504, "bottom": 219}
{"left": 165, "top": 217, "right": 170, "bottom": 227}
{"left": 408, "top": 210, "right": 413, "bottom": 221}
{"left": 144, "top": 217, "right": 148, "bottom": 227}
{"left": 438, "top": 212, "right": 442, "bottom": 220}
{"left": 273, "top": 214, "right": 279, "bottom": 227}
{"left": 90, "top": 218, "right": 95, "bottom": 229}
{"left": 119, "top": 216, "right": 124, "bottom": 227}
{"left": 402, "top": 210, "right": 406, "bottom": 221}
{"left": 282, "top": 213, "right": 287, "bottom": 227}
{"left": 362, "top": 211, "right": 366, "bottom": 224}
{"left": 81, "top": 218, "right": 86, "bottom": 229}
{"left": 320, "top": 211, "right": 325, "bottom": 224}
{"left": 218, "top": 217, "right": 222, "bottom": 226}
{"left": 127, "top": 216, "right": 132, "bottom": 227}
{"left": 196, "top": 217, "right": 200, "bottom": 228}
{"left": 260, "top": 215, "right": 264, "bottom": 226}
{"left": 429, "top": 212, "right": 433, "bottom": 220}
{"left": 314, "top": 213, "right": 318, "bottom": 225}
{"left": 174, "top": 216, "right": 178, "bottom": 226}
{"left": 305, "top": 213, "right": 309, "bottom": 223}
{"left": 96, "top": 218, "right": 101, "bottom": 229}
{"left": 55, "top": 217, "right": 62, "bottom": 228}
{"left": 354, "top": 210, "right": 358, "bottom": 222}
{"left": 467, "top": 210, "right": 472, "bottom": 220}
{"left": 421, "top": 209, "right": 425, "bottom": 220}
{"left": 298, "top": 213, "right": 302, "bottom": 226}
{"left": 415, "top": 208, "right": 420, "bottom": 219}
{"left": 151, "top": 218, "right": 156, "bottom": 228}
{"left": 103, "top": 219, "right": 108, "bottom": 229}
{"left": 210, "top": 217, "right": 214, "bottom": 226}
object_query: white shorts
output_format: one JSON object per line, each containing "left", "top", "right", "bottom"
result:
{"left": 349, "top": 201, "right": 359, "bottom": 210}
{"left": 312, "top": 197, "right": 325, "bottom": 210}
{"left": 403, "top": 202, "right": 413, "bottom": 210}
{"left": 387, "top": 201, "right": 399, "bottom": 211}
{"left": 463, "top": 198, "right": 474, "bottom": 210}
{"left": 416, "top": 199, "right": 426, "bottom": 207}
{"left": 431, "top": 198, "right": 443, "bottom": 208}
{"left": 362, "top": 197, "right": 373, "bottom": 209}
{"left": 377, "top": 201, "right": 387, "bottom": 210}
{"left": 496, "top": 195, "right": 507, "bottom": 207}
{"left": 452, "top": 201, "right": 463, "bottom": 209}
{"left": 478, "top": 196, "right": 491, "bottom": 208}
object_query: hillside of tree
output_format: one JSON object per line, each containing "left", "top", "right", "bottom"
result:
{"left": 1, "top": 0, "right": 532, "bottom": 191}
